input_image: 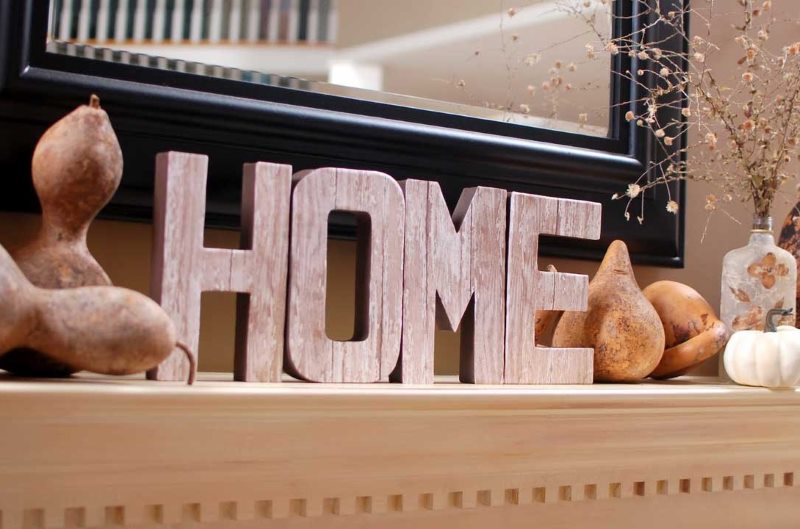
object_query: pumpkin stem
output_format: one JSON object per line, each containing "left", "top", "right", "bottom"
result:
{"left": 766, "top": 308, "right": 793, "bottom": 332}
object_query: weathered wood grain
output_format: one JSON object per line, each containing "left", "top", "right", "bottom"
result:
{"left": 285, "top": 167, "right": 404, "bottom": 383}
{"left": 232, "top": 162, "right": 292, "bottom": 382}
{"left": 394, "top": 180, "right": 506, "bottom": 384}
{"left": 504, "top": 193, "right": 602, "bottom": 384}
{"left": 148, "top": 152, "right": 291, "bottom": 382}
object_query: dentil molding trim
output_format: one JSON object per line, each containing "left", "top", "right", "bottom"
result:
{"left": 1, "top": 375, "right": 798, "bottom": 528}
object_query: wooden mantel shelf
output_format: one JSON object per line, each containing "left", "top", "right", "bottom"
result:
{"left": 1, "top": 374, "right": 799, "bottom": 529}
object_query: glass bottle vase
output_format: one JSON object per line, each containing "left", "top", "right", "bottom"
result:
{"left": 719, "top": 216, "right": 797, "bottom": 376}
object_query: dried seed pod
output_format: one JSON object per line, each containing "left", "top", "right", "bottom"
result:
{"left": 0, "top": 95, "right": 123, "bottom": 376}
{"left": 0, "top": 244, "right": 194, "bottom": 384}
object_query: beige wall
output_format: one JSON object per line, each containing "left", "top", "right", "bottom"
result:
{"left": 336, "top": 0, "right": 507, "bottom": 47}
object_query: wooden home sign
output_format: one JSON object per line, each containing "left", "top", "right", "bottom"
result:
{"left": 148, "top": 152, "right": 602, "bottom": 385}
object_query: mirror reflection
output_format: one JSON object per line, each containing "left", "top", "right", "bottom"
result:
{"left": 47, "top": 1, "right": 611, "bottom": 136}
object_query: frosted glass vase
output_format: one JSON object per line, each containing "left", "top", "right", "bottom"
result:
{"left": 720, "top": 215, "right": 797, "bottom": 339}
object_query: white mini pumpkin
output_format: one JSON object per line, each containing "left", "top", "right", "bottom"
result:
{"left": 723, "top": 309, "right": 800, "bottom": 388}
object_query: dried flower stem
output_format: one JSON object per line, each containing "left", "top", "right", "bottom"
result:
{"left": 562, "top": 0, "right": 800, "bottom": 220}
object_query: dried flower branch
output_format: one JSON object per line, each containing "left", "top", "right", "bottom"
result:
{"left": 449, "top": 1, "right": 611, "bottom": 129}
{"left": 565, "top": 0, "right": 800, "bottom": 220}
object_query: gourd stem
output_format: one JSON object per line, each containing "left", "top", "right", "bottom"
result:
{"left": 175, "top": 341, "right": 197, "bottom": 385}
{"left": 765, "top": 308, "right": 793, "bottom": 332}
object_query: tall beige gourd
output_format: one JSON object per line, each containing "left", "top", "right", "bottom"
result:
{"left": 0, "top": 95, "right": 122, "bottom": 376}
{"left": 552, "top": 240, "right": 665, "bottom": 382}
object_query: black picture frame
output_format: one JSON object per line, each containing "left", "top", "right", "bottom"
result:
{"left": 0, "top": 0, "right": 686, "bottom": 266}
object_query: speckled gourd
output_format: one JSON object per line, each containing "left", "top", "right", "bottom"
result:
{"left": 0, "top": 95, "right": 123, "bottom": 376}
{"left": 0, "top": 244, "right": 194, "bottom": 384}
{"left": 643, "top": 280, "right": 729, "bottom": 379}
{"left": 552, "top": 240, "right": 665, "bottom": 382}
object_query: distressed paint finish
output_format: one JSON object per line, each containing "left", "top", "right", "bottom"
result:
{"left": 505, "top": 192, "right": 602, "bottom": 384}
{"left": 395, "top": 180, "right": 507, "bottom": 384}
{"left": 285, "top": 167, "right": 404, "bottom": 383}
{"left": 148, "top": 152, "right": 291, "bottom": 382}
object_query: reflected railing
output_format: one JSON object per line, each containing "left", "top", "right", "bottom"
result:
{"left": 48, "top": 0, "right": 337, "bottom": 46}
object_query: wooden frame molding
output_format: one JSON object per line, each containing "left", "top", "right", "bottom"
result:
{"left": 0, "top": 375, "right": 798, "bottom": 528}
{"left": 2, "top": 470, "right": 796, "bottom": 527}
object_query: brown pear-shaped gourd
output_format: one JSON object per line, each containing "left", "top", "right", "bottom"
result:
{"left": 552, "top": 240, "right": 665, "bottom": 382}
{"left": 0, "top": 95, "right": 123, "bottom": 377}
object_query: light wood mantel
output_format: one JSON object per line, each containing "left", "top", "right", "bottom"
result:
{"left": 1, "top": 374, "right": 798, "bottom": 528}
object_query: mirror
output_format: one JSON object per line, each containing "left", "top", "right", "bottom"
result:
{"left": 47, "top": 0, "right": 612, "bottom": 136}
{"left": 0, "top": 0, "right": 686, "bottom": 265}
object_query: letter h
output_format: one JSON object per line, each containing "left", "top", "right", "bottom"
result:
{"left": 148, "top": 152, "right": 291, "bottom": 382}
